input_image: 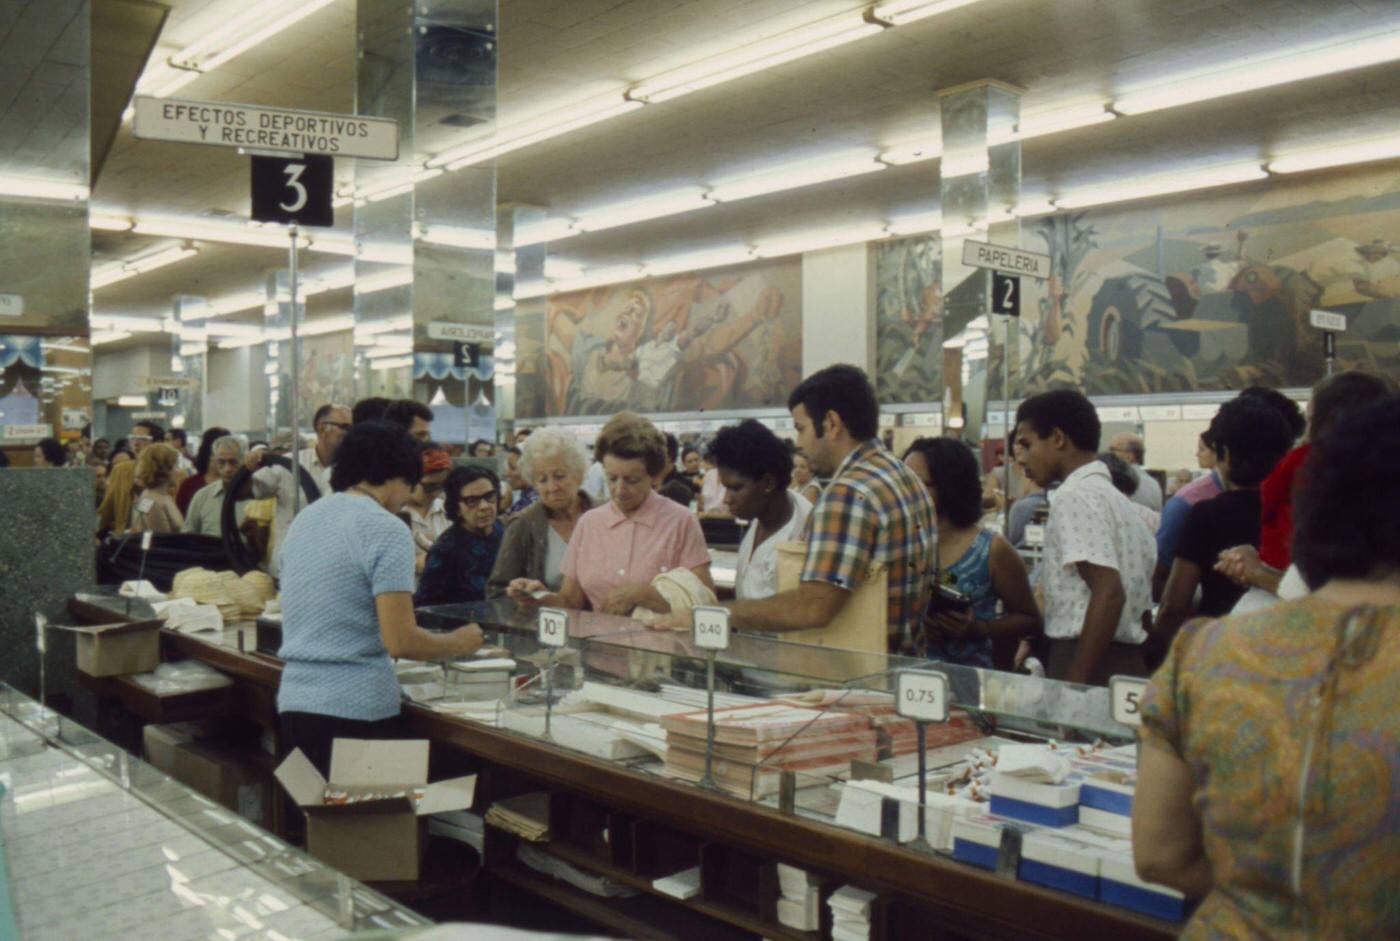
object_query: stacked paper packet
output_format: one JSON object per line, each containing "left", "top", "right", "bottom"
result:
{"left": 834, "top": 779, "right": 982, "bottom": 851}
{"left": 828, "top": 885, "right": 877, "bottom": 941}
{"left": 776, "top": 863, "right": 821, "bottom": 931}
{"left": 660, "top": 702, "right": 877, "bottom": 799}
{"left": 989, "top": 744, "right": 1081, "bottom": 828}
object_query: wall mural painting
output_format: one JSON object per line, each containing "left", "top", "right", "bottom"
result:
{"left": 295, "top": 332, "right": 356, "bottom": 427}
{"left": 876, "top": 165, "right": 1400, "bottom": 400}
{"left": 875, "top": 236, "right": 943, "bottom": 404}
{"left": 543, "top": 259, "right": 802, "bottom": 417}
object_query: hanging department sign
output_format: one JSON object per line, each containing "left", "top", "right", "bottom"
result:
{"left": 133, "top": 97, "right": 399, "bottom": 161}
{"left": 961, "top": 240, "right": 1052, "bottom": 280}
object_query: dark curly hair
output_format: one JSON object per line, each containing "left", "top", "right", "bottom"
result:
{"left": 1209, "top": 397, "right": 1293, "bottom": 488}
{"left": 1097, "top": 452, "right": 1138, "bottom": 498}
{"left": 329, "top": 421, "right": 423, "bottom": 492}
{"left": 1309, "top": 370, "right": 1391, "bottom": 444}
{"left": 903, "top": 437, "right": 982, "bottom": 529}
{"left": 1015, "top": 389, "right": 1100, "bottom": 452}
{"left": 788, "top": 364, "right": 879, "bottom": 440}
{"left": 443, "top": 465, "right": 500, "bottom": 524}
{"left": 36, "top": 437, "right": 66, "bottom": 467}
{"left": 1239, "top": 386, "right": 1306, "bottom": 441}
{"left": 193, "top": 426, "right": 231, "bottom": 476}
{"left": 710, "top": 420, "right": 793, "bottom": 490}
{"left": 1294, "top": 393, "right": 1400, "bottom": 588}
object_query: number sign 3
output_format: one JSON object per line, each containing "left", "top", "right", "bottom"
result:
{"left": 251, "top": 154, "right": 334, "bottom": 227}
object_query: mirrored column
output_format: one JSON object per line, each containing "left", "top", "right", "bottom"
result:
{"left": 171, "top": 294, "right": 208, "bottom": 434}
{"left": 937, "top": 81, "right": 1021, "bottom": 446}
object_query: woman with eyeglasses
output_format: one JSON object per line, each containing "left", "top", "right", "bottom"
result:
{"left": 414, "top": 465, "right": 506, "bottom": 607}
{"left": 278, "top": 421, "right": 482, "bottom": 775}
{"left": 405, "top": 445, "right": 452, "bottom": 574}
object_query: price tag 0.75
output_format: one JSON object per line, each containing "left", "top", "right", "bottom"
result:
{"left": 537, "top": 607, "right": 569, "bottom": 649}
{"left": 896, "top": 670, "right": 949, "bottom": 723}
{"left": 691, "top": 605, "right": 731, "bottom": 652}
{"left": 1110, "top": 675, "right": 1149, "bottom": 729}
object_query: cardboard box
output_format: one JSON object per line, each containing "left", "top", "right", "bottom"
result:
{"left": 275, "top": 739, "right": 476, "bottom": 882}
{"left": 72, "top": 618, "right": 162, "bottom": 677}
{"left": 1018, "top": 830, "right": 1101, "bottom": 900}
{"left": 989, "top": 772, "right": 1082, "bottom": 828}
{"left": 142, "top": 723, "right": 273, "bottom": 830}
{"left": 1098, "top": 851, "right": 1187, "bottom": 921}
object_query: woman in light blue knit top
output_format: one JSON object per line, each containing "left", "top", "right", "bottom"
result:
{"left": 277, "top": 420, "right": 483, "bottom": 774}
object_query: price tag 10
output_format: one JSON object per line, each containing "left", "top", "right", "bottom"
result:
{"left": 691, "top": 605, "right": 731, "bottom": 651}
{"left": 896, "top": 670, "right": 949, "bottom": 723}
{"left": 538, "top": 607, "right": 568, "bottom": 649}
{"left": 1110, "top": 675, "right": 1149, "bottom": 729}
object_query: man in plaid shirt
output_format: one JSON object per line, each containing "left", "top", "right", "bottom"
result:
{"left": 664, "top": 365, "right": 936, "bottom": 651}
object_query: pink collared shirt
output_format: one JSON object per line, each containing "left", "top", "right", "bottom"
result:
{"left": 562, "top": 491, "right": 711, "bottom": 611}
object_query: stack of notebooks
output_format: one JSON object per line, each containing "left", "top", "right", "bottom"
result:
{"left": 485, "top": 792, "right": 550, "bottom": 842}
{"left": 828, "top": 885, "right": 877, "bottom": 941}
{"left": 660, "top": 703, "right": 877, "bottom": 799}
{"left": 777, "top": 690, "right": 982, "bottom": 757}
{"left": 776, "top": 863, "right": 821, "bottom": 932}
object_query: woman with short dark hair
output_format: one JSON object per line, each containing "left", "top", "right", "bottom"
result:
{"left": 278, "top": 421, "right": 483, "bottom": 774}
{"left": 1134, "top": 393, "right": 1400, "bottom": 939}
{"left": 32, "top": 437, "right": 66, "bottom": 467}
{"left": 414, "top": 465, "right": 505, "bottom": 607}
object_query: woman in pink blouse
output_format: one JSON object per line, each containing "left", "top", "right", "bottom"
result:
{"left": 510, "top": 413, "right": 713, "bottom": 615}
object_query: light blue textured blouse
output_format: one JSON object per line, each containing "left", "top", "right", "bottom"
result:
{"left": 276, "top": 492, "right": 414, "bottom": 721}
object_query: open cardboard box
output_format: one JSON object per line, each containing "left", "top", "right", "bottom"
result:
{"left": 275, "top": 738, "right": 475, "bottom": 882}
{"left": 67, "top": 618, "right": 163, "bottom": 677}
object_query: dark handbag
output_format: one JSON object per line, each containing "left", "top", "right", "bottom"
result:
{"left": 98, "top": 531, "right": 230, "bottom": 591}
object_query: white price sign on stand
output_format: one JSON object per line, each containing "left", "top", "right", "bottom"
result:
{"left": 691, "top": 606, "right": 731, "bottom": 651}
{"left": 538, "top": 607, "right": 569, "bottom": 648}
{"left": 1110, "top": 675, "right": 1149, "bottom": 728}
{"left": 896, "top": 670, "right": 949, "bottom": 723}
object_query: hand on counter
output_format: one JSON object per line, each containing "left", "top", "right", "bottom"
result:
{"left": 449, "top": 623, "right": 485, "bottom": 657}
{"left": 649, "top": 607, "right": 691, "bottom": 631}
{"left": 601, "top": 584, "right": 646, "bottom": 616}
{"left": 507, "top": 578, "right": 548, "bottom": 602}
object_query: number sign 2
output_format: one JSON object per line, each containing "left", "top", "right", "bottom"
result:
{"left": 251, "top": 154, "right": 333, "bottom": 227}
{"left": 896, "top": 670, "right": 949, "bottom": 723}
{"left": 991, "top": 271, "right": 1021, "bottom": 317}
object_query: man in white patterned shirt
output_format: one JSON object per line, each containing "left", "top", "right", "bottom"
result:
{"left": 1014, "top": 390, "right": 1156, "bottom": 685}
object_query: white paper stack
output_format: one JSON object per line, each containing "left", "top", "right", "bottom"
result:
{"left": 428, "top": 809, "right": 486, "bottom": 853}
{"left": 160, "top": 600, "right": 224, "bottom": 634}
{"left": 829, "top": 885, "right": 877, "bottom": 941}
{"left": 776, "top": 863, "right": 820, "bottom": 931}
{"left": 652, "top": 866, "right": 701, "bottom": 900}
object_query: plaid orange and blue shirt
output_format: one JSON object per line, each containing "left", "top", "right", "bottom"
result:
{"left": 801, "top": 440, "right": 938, "bottom": 648}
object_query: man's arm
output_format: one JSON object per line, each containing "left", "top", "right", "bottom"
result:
{"left": 1067, "top": 561, "right": 1126, "bottom": 685}
{"left": 727, "top": 580, "right": 850, "bottom": 632}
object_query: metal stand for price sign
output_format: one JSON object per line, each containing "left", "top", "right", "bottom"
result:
{"left": 692, "top": 606, "right": 731, "bottom": 792}
{"left": 288, "top": 224, "right": 302, "bottom": 516}
{"left": 896, "top": 669, "right": 950, "bottom": 852}
{"left": 538, "top": 608, "right": 568, "bottom": 742}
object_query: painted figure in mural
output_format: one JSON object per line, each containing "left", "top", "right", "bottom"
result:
{"left": 874, "top": 237, "right": 943, "bottom": 404}
{"left": 547, "top": 283, "right": 785, "bottom": 415}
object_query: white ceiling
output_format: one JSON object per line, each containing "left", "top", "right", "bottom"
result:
{"left": 88, "top": 0, "right": 1400, "bottom": 332}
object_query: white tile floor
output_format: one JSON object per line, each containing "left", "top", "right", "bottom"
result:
{"left": 0, "top": 709, "right": 424, "bottom": 941}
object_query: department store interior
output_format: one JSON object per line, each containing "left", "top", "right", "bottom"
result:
{"left": 0, "top": 1, "right": 1397, "bottom": 939}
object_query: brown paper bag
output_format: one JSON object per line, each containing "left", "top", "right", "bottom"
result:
{"left": 775, "top": 541, "right": 889, "bottom": 654}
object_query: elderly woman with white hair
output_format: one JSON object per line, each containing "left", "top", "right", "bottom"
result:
{"left": 488, "top": 427, "right": 594, "bottom": 597}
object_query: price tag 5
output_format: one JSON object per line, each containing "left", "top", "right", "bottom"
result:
{"left": 896, "top": 670, "right": 949, "bottom": 723}
{"left": 1110, "top": 675, "right": 1149, "bottom": 729}
{"left": 538, "top": 607, "right": 568, "bottom": 649}
{"left": 691, "top": 605, "right": 731, "bottom": 651}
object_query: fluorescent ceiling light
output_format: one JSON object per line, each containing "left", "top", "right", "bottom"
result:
{"left": 1054, "top": 161, "right": 1267, "bottom": 209}
{"left": 494, "top": 296, "right": 516, "bottom": 311}
{"left": 545, "top": 259, "right": 585, "bottom": 280}
{"left": 628, "top": 11, "right": 881, "bottom": 104}
{"left": 359, "top": 243, "right": 413, "bottom": 265}
{"left": 207, "top": 291, "right": 266, "bottom": 318}
{"left": 116, "top": 395, "right": 149, "bottom": 407}
{"left": 513, "top": 279, "right": 550, "bottom": 301}
{"left": 370, "top": 355, "right": 414, "bottom": 371}
{"left": 91, "top": 314, "right": 167, "bottom": 332}
{"left": 91, "top": 331, "right": 132, "bottom": 346}
{"left": 496, "top": 252, "right": 515, "bottom": 275}
{"left": 433, "top": 97, "right": 645, "bottom": 171}
{"left": 880, "top": 139, "right": 940, "bottom": 166}
{"left": 546, "top": 265, "right": 645, "bottom": 296}
{"left": 710, "top": 152, "right": 885, "bottom": 202}
{"left": 1112, "top": 28, "right": 1400, "bottom": 116}
{"left": 516, "top": 219, "right": 576, "bottom": 248}
{"left": 0, "top": 175, "right": 88, "bottom": 201}
{"left": 308, "top": 233, "right": 356, "bottom": 256}
{"left": 216, "top": 335, "right": 266, "bottom": 350}
{"left": 1013, "top": 199, "right": 1057, "bottom": 217}
{"left": 1015, "top": 105, "right": 1115, "bottom": 142}
{"left": 201, "top": 322, "right": 263, "bottom": 338}
{"left": 178, "top": 342, "right": 205, "bottom": 357}
{"left": 1268, "top": 132, "right": 1400, "bottom": 174}
{"left": 90, "top": 245, "right": 198, "bottom": 290}
{"left": 940, "top": 151, "right": 989, "bottom": 178}
{"left": 131, "top": 216, "right": 303, "bottom": 250}
{"left": 574, "top": 190, "right": 715, "bottom": 233}
{"left": 354, "top": 315, "right": 414, "bottom": 339}
{"left": 753, "top": 223, "right": 888, "bottom": 259}
{"left": 90, "top": 213, "right": 133, "bottom": 231}
{"left": 357, "top": 269, "right": 414, "bottom": 294}
{"left": 871, "top": 0, "right": 984, "bottom": 26}
{"left": 646, "top": 246, "right": 754, "bottom": 277}
{"left": 421, "top": 227, "right": 495, "bottom": 251}
{"left": 885, "top": 212, "right": 942, "bottom": 236}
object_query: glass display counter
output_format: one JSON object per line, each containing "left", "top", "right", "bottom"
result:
{"left": 0, "top": 685, "right": 427, "bottom": 940}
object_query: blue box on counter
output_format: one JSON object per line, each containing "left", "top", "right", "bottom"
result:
{"left": 1098, "top": 853, "right": 1187, "bottom": 921}
{"left": 951, "top": 813, "right": 1018, "bottom": 871}
{"left": 1017, "top": 831, "right": 1100, "bottom": 900}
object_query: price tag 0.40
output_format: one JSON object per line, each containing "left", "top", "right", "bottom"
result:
{"left": 1110, "top": 675, "right": 1149, "bottom": 729}
{"left": 538, "top": 607, "right": 569, "bottom": 649}
{"left": 691, "top": 605, "right": 731, "bottom": 651}
{"left": 896, "top": 670, "right": 949, "bottom": 723}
